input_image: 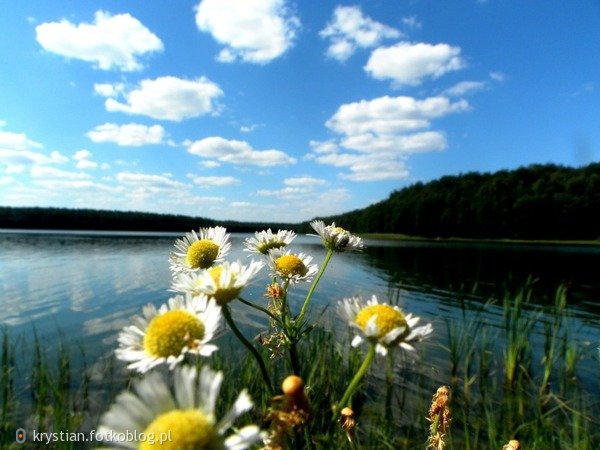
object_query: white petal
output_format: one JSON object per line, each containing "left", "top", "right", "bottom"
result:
{"left": 218, "top": 389, "right": 253, "bottom": 433}
{"left": 224, "top": 425, "right": 264, "bottom": 450}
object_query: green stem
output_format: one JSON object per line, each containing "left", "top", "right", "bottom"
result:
{"left": 237, "top": 296, "right": 279, "bottom": 323}
{"left": 332, "top": 343, "right": 376, "bottom": 420}
{"left": 297, "top": 248, "right": 334, "bottom": 323}
{"left": 222, "top": 305, "right": 274, "bottom": 395}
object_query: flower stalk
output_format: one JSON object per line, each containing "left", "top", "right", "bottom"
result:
{"left": 333, "top": 342, "right": 376, "bottom": 420}
{"left": 222, "top": 305, "right": 274, "bottom": 395}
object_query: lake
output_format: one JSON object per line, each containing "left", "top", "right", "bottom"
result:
{"left": 1, "top": 229, "right": 599, "bottom": 409}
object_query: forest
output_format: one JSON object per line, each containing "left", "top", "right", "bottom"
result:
{"left": 1, "top": 162, "right": 599, "bottom": 240}
{"left": 0, "top": 206, "right": 294, "bottom": 233}
{"left": 300, "top": 162, "right": 600, "bottom": 240}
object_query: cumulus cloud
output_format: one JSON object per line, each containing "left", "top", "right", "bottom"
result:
{"left": 326, "top": 96, "right": 470, "bottom": 138}
{"left": 0, "top": 130, "right": 42, "bottom": 151}
{"left": 73, "top": 149, "right": 98, "bottom": 169}
{"left": 0, "top": 130, "right": 69, "bottom": 167}
{"left": 195, "top": 0, "right": 300, "bottom": 64}
{"left": 96, "top": 76, "right": 223, "bottom": 121}
{"left": 186, "top": 136, "right": 296, "bottom": 167}
{"left": 320, "top": 5, "right": 401, "bottom": 62}
{"left": 189, "top": 175, "right": 240, "bottom": 187}
{"left": 87, "top": 123, "right": 165, "bottom": 146}
{"left": 309, "top": 95, "right": 469, "bottom": 181}
{"left": 365, "top": 42, "right": 465, "bottom": 86}
{"left": 35, "top": 11, "right": 163, "bottom": 71}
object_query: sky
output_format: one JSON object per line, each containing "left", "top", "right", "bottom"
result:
{"left": 1, "top": 1, "right": 599, "bottom": 223}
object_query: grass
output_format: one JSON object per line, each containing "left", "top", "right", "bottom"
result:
{"left": 1, "top": 283, "right": 599, "bottom": 449}
{"left": 360, "top": 233, "right": 600, "bottom": 246}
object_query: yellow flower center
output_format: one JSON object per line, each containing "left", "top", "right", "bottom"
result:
{"left": 207, "top": 266, "right": 240, "bottom": 305}
{"left": 186, "top": 240, "right": 219, "bottom": 269}
{"left": 143, "top": 310, "right": 205, "bottom": 358}
{"left": 140, "top": 409, "right": 224, "bottom": 450}
{"left": 257, "top": 240, "right": 286, "bottom": 254}
{"left": 275, "top": 255, "right": 308, "bottom": 278}
{"left": 354, "top": 304, "right": 407, "bottom": 340}
{"left": 333, "top": 226, "right": 347, "bottom": 234}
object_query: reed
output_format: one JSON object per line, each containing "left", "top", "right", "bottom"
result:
{"left": 1, "top": 283, "right": 598, "bottom": 449}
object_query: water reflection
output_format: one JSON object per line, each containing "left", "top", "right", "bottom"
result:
{"left": 1, "top": 230, "right": 598, "bottom": 366}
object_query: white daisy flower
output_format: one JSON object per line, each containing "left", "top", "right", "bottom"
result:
{"left": 116, "top": 294, "right": 222, "bottom": 373}
{"left": 338, "top": 295, "right": 433, "bottom": 356}
{"left": 97, "top": 365, "right": 264, "bottom": 449}
{"left": 169, "top": 226, "right": 231, "bottom": 274}
{"left": 171, "top": 260, "right": 264, "bottom": 306}
{"left": 267, "top": 249, "right": 318, "bottom": 285}
{"left": 243, "top": 228, "right": 296, "bottom": 255}
{"left": 310, "top": 220, "right": 363, "bottom": 252}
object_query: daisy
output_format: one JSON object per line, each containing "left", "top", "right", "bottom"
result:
{"left": 338, "top": 295, "right": 433, "bottom": 356}
{"left": 243, "top": 229, "right": 296, "bottom": 255}
{"left": 267, "top": 249, "right": 318, "bottom": 285}
{"left": 116, "top": 294, "right": 222, "bottom": 373}
{"left": 97, "top": 365, "right": 264, "bottom": 449}
{"left": 169, "top": 226, "right": 231, "bottom": 274}
{"left": 310, "top": 220, "right": 363, "bottom": 252}
{"left": 171, "top": 260, "right": 264, "bottom": 306}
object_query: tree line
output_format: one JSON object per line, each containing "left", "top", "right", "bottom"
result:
{"left": 1, "top": 163, "right": 598, "bottom": 240}
{"left": 301, "top": 163, "right": 600, "bottom": 240}
{"left": 0, "top": 206, "right": 297, "bottom": 233}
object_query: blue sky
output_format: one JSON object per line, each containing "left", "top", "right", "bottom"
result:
{"left": 1, "top": 1, "right": 599, "bottom": 223}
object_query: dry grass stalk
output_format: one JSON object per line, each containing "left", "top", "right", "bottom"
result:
{"left": 427, "top": 385, "right": 452, "bottom": 450}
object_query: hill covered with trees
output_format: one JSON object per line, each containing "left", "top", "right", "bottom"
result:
{"left": 303, "top": 163, "right": 600, "bottom": 240}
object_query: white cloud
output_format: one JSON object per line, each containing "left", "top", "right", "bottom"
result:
{"left": 115, "top": 172, "right": 189, "bottom": 191}
{"left": 0, "top": 130, "right": 69, "bottom": 167}
{"left": 195, "top": 0, "right": 300, "bottom": 64}
{"left": 72, "top": 149, "right": 98, "bottom": 169}
{"left": 187, "top": 136, "right": 296, "bottom": 167}
{"left": 94, "top": 82, "right": 125, "bottom": 98}
{"left": 320, "top": 5, "right": 401, "bottom": 62}
{"left": 189, "top": 175, "right": 240, "bottom": 187}
{"left": 365, "top": 42, "right": 465, "bottom": 86}
{"left": 341, "top": 131, "right": 447, "bottom": 153}
{"left": 87, "top": 123, "right": 165, "bottom": 146}
{"left": 32, "top": 179, "right": 117, "bottom": 192}
{"left": 326, "top": 96, "right": 470, "bottom": 138}
{"left": 309, "top": 95, "right": 469, "bottom": 181}
{"left": 35, "top": 11, "right": 163, "bottom": 71}
{"left": 489, "top": 71, "right": 506, "bottom": 82}
{"left": 284, "top": 176, "right": 326, "bottom": 187}
{"left": 401, "top": 16, "right": 422, "bottom": 30}
{"left": 444, "top": 81, "right": 487, "bottom": 97}
{"left": 73, "top": 149, "right": 92, "bottom": 160}
{"left": 0, "top": 130, "right": 42, "bottom": 151}
{"left": 98, "top": 76, "right": 223, "bottom": 121}
{"left": 256, "top": 186, "right": 305, "bottom": 198}
{"left": 0, "top": 176, "right": 14, "bottom": 185}
{"left": 30, "top": 165, "right": 91, "bottom": 180}
{"left": 200, "top": 160, "right": 221, "bottom": 168}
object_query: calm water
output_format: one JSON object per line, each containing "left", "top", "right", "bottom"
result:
{"left": 1, "top": 229, "right": 599, "bottom": 385}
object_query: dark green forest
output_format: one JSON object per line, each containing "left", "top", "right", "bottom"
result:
{"left": 301, "top": 162, "right": 600, "bottom": 240}
{"left": 0, "top": 206, "right": 296, "bottom": 233}
{"left": 1, "top": 163, "right": 599, "bottom": 240}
